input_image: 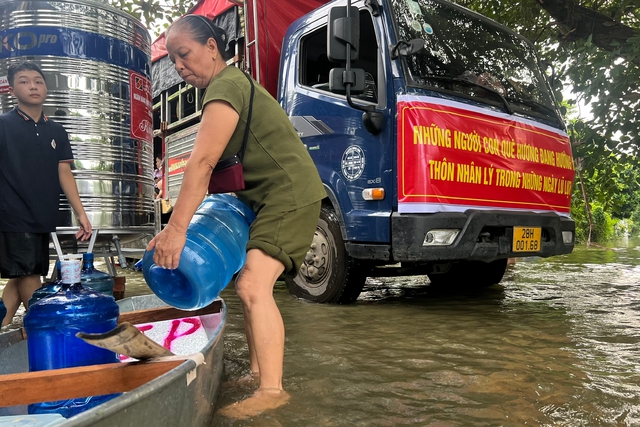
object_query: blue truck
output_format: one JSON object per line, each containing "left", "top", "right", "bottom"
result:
{"left": 153, "top": 0, "right": 575, "bottom": 303}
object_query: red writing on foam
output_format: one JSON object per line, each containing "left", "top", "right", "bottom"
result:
{"left": 164, "top": 318, "right": 202, "bottom": 351}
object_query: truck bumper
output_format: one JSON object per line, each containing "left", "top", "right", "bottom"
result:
{"left": 391, "top": 210, "right": 575, "bottom": 262}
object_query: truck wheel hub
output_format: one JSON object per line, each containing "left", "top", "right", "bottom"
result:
{"left": 300, "top": 229, "right": 329, "bottom": 283}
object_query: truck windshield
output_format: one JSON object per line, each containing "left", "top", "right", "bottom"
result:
{"left": 391, "top": 0, "right": 559, "bottom": 123}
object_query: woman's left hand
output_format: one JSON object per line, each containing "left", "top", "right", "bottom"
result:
{"left": 146, "top": 223, "right": 187, "bottom": 269}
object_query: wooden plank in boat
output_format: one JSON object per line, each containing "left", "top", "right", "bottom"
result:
{"left": 0, "top": 359, "right": 184, "bottom": 407}
{"left": 117, "top": 300, "right": 222, "bottom": 325}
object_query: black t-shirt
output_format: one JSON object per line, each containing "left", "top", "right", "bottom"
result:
{"left": 0, "top": 108, "right": 74, "bottom": 232}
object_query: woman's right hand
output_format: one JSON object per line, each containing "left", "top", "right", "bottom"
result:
{"left": 146, "top": 223, "right": 187, "bottom": 270}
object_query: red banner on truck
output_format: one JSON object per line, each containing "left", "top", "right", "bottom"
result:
{"left": 397, "top": 95, "right": 574, "bottom": 214}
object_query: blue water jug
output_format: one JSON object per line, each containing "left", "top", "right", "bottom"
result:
{"left": 143, "top": 194, "right": 255, "bottom": 310}
{"left": 81, "top": 253, "right": 115, "bottom": 296}
{"left": 24, "top": 259, "right": 120, "bottom": 417}
{"left": 0, "top": 298, "right": 6, "bottom": 324}
{"left": 29, "top": 261, "right": 63, "bottom": 307}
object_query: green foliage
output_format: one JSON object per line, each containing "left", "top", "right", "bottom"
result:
{"left": 570, "top": 190, "right": 589, "bottom": 243}
{"left": 572, "top": 139, "right": 640, "bottom": 219}
{"left": 591, "top": 204, "right": 616, "bottom": 242}
{"left": 108, "top": 0, "right": 198, "bottom": 35}
{"left": 571, "top": 156, "right": 639, "bottom": 242}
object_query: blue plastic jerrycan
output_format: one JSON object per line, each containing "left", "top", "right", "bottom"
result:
{"left": 29, "top": 261, "right": 63, "bottom": 307}
{"left": 81, "top": 252, "right": 115, "bottom": 295}
{"left": 143, "top": 194, "right": 255, "bottom": 310}
{"left": 24, "top": 259, "right": 120, "bottom": 417}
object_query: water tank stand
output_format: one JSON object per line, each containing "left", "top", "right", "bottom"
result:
{"left": 112, "top": 235, "right": 128, "bottom": 269}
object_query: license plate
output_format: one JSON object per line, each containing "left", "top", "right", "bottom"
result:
{"left": 513, "top": 227, "right": 541, "bottom": 252}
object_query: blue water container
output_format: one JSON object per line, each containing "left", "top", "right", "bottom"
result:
{"left": 29, "top": 261, "right": 64, "bottom": 307}
{"left": 143, "top": 194, "right": 255, "bottom": 310}
{"left": 81, "top": 253, "right": 115, "bottom": 296}
{"left": 24, "top": 260, "right": 120, "bottom": 417}
{"left": 0, "top": 298, "right": 6, "bottom": 324}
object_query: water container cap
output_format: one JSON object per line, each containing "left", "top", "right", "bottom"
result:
{"left": 60, "top": 260, "right": 82, "bottom": 284}
{"left": 83, "top": 252, "right": 95, "bottom": 262}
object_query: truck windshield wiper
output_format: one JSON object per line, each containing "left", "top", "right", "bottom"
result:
{"left": 418, "top": 75, "right": 514, "bottom": 115}
{"left": 507, "top": 98, "right": 561, "bottom": 122}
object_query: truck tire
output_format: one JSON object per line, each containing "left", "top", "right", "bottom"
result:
{"left": 427, "top": 258, "right": 508, "bottom": 288}
{"left": 285, "top": 205, "right": 367, "bottom": 304}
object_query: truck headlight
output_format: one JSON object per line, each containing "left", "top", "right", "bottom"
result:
{"left": 562, "top": 231, "right": 573, "bottom": 244}
{"left": 423, "top": 229, "right": 460, "bottom": 246}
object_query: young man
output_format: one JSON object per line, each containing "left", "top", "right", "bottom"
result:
{"left": 0, "top": 61, "right": 92, "bottom": 327}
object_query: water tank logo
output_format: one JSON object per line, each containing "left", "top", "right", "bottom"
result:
{"left": 0, "top": 31, "right": 58, "bottom": 54}
{"left": 341, "top": 145, "right": 366, "bottom": 181}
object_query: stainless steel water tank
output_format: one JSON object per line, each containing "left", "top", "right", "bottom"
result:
{"left": 0, "top": 0, "right": 154, "bottom": 242}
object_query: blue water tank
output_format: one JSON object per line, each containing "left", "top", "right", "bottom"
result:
{"left": 29, "top": 261, "right": 63, "bottom": 307}
{"left": 81, "top": 253, "right": 115, "bottom": 296}
{"left": 143, "top": 194, "right": 255, "bottom": 310}
{"left": 24, "top": 260, "right": 120, "bottom": 417}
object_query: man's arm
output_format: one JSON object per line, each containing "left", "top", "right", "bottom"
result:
{"left": 58, "top": 162, "right": 92, "bottom": 241}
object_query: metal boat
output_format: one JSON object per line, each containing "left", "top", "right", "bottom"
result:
{"left": 0, "top": 294, "right": 226, "bottom": 426}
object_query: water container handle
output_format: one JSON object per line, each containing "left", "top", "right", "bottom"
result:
{"left": 50, "top": 232, "right": 65, "bottom": 260}
{"left": 88, "top": 229, "right": 99, "bottom": 254}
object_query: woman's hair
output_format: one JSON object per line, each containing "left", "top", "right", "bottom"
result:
{"left": 168, "top": 15, "right": 231, "bottom": 61}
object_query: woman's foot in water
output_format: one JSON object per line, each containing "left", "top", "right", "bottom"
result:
{"left": 217, "top": 388, "right": 290, "bottom": 419}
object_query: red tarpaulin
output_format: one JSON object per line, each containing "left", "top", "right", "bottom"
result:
{"left": 245, "top": 0, "right": 326, "bottom": 97}
{"left": 151, "top": 0, "right": 240, "bottom": 62}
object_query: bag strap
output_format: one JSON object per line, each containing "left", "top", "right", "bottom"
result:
{"left": 239, "top": 71, "right": 255, "bottom": 162}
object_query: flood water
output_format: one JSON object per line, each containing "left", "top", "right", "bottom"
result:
{"left": 3, "top": 239, "right": 640, "bottom": 426}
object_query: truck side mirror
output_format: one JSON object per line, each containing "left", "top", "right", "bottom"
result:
{"left": 327, "top": 6, "right": 360, "bottom": 62}
{"left": 329, "top": 67, "right": 366, "bottom": 94}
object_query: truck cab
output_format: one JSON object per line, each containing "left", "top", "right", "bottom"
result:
{"left": 278, "top": 0, "right": 575, "bottom": 302}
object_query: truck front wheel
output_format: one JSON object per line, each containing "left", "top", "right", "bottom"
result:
{"left": 285, "top": 205, "right": 367, "bottom": 304}
{"left": 426, "top": 258, "right": 508, "bottom": 288}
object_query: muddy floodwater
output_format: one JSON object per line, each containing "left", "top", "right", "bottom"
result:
{"left": 3, "top": 239, "right": 640, "bottom": 426}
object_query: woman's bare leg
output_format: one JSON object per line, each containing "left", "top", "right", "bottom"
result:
{"left": 218, "top": 249, "right": 289, "bottom": 418}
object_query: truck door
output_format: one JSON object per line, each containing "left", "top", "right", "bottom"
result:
{"left": 286, "top": 6, "right": 393, "bottom": 246}
{"left": 282, "top": 4, "right": 394, "bottom": 303}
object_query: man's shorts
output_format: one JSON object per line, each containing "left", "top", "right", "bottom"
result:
{"left": 246, "top": 201, "right": 321, "bottom": 279}
{"left": 0, "top": 232, "right": 50, "bottom": 278}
